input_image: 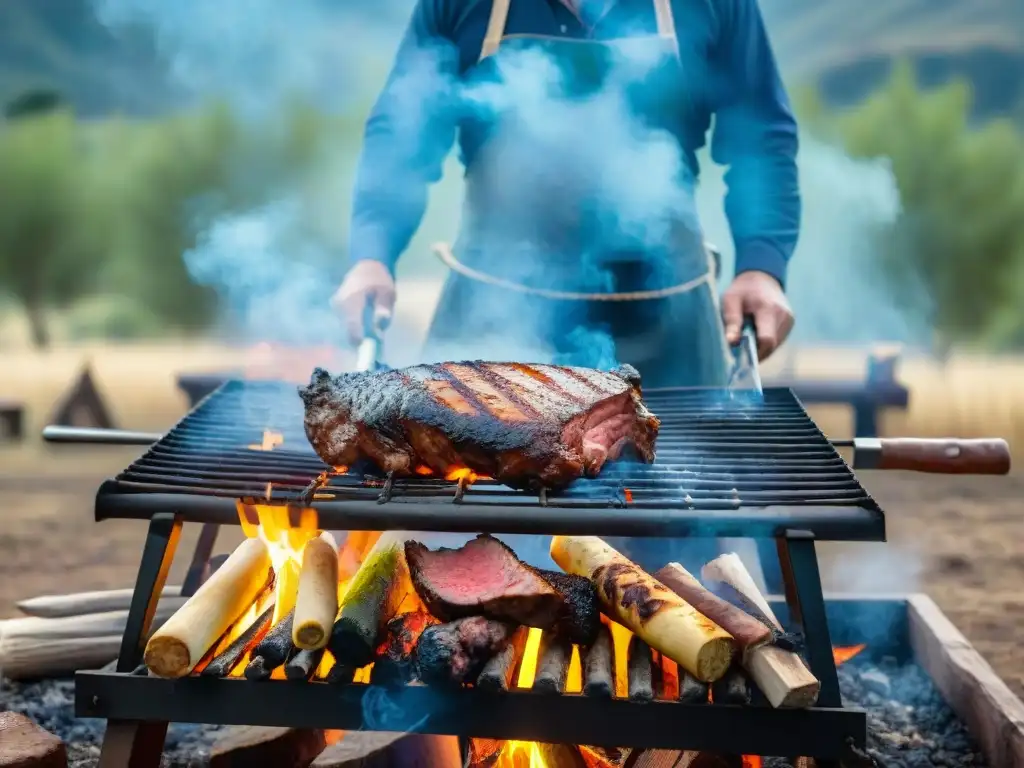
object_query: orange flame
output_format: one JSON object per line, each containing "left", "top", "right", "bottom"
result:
{"left": 834, "top": 644, "right": 866, "bottom": 665}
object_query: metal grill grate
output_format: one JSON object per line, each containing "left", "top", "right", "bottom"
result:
{"left": 95, "top": 380, "right": 884, "bottom": 541}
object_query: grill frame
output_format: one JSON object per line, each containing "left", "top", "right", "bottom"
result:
{"left": 78, "top": 379, "right": 880, "bottom": 766}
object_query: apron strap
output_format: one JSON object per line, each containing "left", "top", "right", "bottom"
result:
{"left": 651, "top": 0, "right": 680, "bottom": 59}
{"left": 480, "top": 0, "right": 512, "bottom": 61}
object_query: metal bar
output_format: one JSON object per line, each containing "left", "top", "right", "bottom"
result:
{"left": 777, "top": 530, "right": 842, "bottom": 708}
{"left": 76, "top": 672, "right": 866, "bottom": 759}
{"left": 97, "top": 722, "right": 168, "bottom": 768}
{"left": 42, "top": 426, "right": 163, "bottom": 445}
{"left": 94, "top": 489, "right": 887, "bottom": 541}
{"left": 116, "top": 512, "right": 181, "bottom": 672}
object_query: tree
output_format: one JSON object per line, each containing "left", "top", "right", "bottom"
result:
{"left": 0, "top": 107, "right": 102, "bottom": 347}
{"left": 804, "top": 62, "right": 1024, "bottom": 349}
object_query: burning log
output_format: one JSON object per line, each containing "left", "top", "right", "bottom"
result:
{"left": 293, "top": 532, "right": 340, "bottom": 650}
{"left": 285, "top": 648, "right": 324, "bottom": 681}
{"left": 245, "top": 609, "right": 296, "bottom": 680}
{"left": 209, "top": 726, "right": 327, "bottom": 768}
{"left": 414, "top": 616, "right": 516, "bottom": 686}
{"left": 144, "top": 538, "right": 272, "bottom": 678}
{"left": 711, "top": 663, "right": 750, "bottom": 706}
{"left": 550, "top": 536, "right": 733, "bottom": 682}
{"left": 16, "top": 587, "right": 184, "bottom": 619}
{"left": 200, "top": 603, "right": 275, "bottom": 678}
{"left": 371, "top": 611, "right": 439, "bottom": 687}
{"left": 476, "top": 625, "right": 528, "bottom": 691}
{"left": 580, "top": 745, "right": 632, "bottom": 767}
{"left": 700, "top": 555, "right": 820, "bottom": 709}
{"left": 678, "top": 668, "right": 710, "bottom": 704}
{"left": 583, "top": 622, "right": 615, "bottom": 697}
{"left": 675, "top": 754, "right": 742, "bottom": 768}
{"left": 533, "top": 631, "right": 572, "bottom": 694}
{"left": 536, "top": 742, "right": 588, "bottom": 768}
{"left": 628, "top": 636, "right": 655, "bottom": 703}
{"left": 466, "top": 738, "right": 503, "bottom": 768}
{"left": 625, "top": 751, "right": 689, "bottom": 768}
{"left": 311, "top": 731, "right": 461, "bottom": 767}
{"left": 329, "top": 533, "right": 412, "bottom": 669}
{"left": 325, "top": 663, "right": 355, "bottom": 685}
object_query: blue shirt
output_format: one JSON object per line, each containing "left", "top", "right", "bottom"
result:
{"left": 349, "top": 0, "right": 801, "bottom": 288}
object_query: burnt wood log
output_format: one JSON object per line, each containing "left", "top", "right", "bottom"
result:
{"left": 325, "top": 663, "right": 355, "bottom": 685}
{"left": 416, "top": 617, "right": 516, "bottom": 686}
{"left": 465, "top": 738, "right": 503, "bottom": 767}
{"left": 311, "top": 731, "right": 461, "bottom": 767}
{"left": 532, "top": 632, "right": 571, "bottom": 694}
{"left": 678, "top": 668, "right": 710, "bottom": 704}
{"left": 201, "top": 604, "right": 275, "bottom": 678}
{"left": 285, "top": 648, "right": 325, "bottom": 681}
{"left": 583, "top": 622, "right": 615, "bottom": 697}
{"left": 371, "top": 611, "right": 439, "bottom": 687}
{"left": 536, "top": 742, "right": 588, "bottom": 768}
{"left": 580, "top": 745, "right": 632, "bottom": 766}
{"left": 676, "top": 754, "right": 742, "bottom": 768}
{"left": 628, "top": 636, "right": 655, "bottom": 703}
{"left": 245, "top": 610, "right": 296, "bottom": 680}
{"left": 710, "top": 664, "right": 750, "bottom": 706}
{"left": 476, "top": 625, "right": 528, "bottom": 691}
{"left": 209, "top": 726, "right": 327, "bottom": 767}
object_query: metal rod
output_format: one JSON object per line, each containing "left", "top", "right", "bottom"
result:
{"left": 43, "top": 426, "right": 163, "bottom": 445}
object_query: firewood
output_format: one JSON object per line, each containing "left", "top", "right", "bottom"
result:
{"left": 583, "top": 622, "right": 614, "bottom": 697}
{"left": 550, "top": 536, "right": 733, "bottom": 682}
{"left": 329, "top": 532, "right": 412, "bottom": 669}
{"left": 532, "top": 631, "right": 572, "bottom": 694}
{"left": 581, "top": 745, "right": 633, "bottom": 767}
{"left": 628, "top": 635, "right": 655, "bottom": 703}
{"left": 325, "top": 662, "right": 355, "bottom": 685}
{"left": 711, "top": 663, "right": 750, "bottom": 706}
{"left": 0, "top": 603, "right": 180, "bottom": 680}
{"left": 144, "top": 538, "right": 272, "bottom": 678}
{"left": 701, "top": 554, "right": 820, "bottom": 709}
{"left": 209, "top": 726, "right": 327, "bottom": 768}
{"left": 625, "top": 750, "right": 686, "bottom": 768}
{"left": 371, "top": 611, "right": 439, "bottom": 687}
{"left": 678, "top": 668, "right": 710, "bottom": 704}
{"left": 536, "top": 743, "right": 588, "bottom": 768}
{"left": 245, "top": 610, "right": 296, "bottom": 680}
{"left": 311, "top": 730, "right": 461, "bottom": 767}
{"left": 200, "top": 603, "right": 275, "bottom": 678}
{"left": 676, "top": 754, "right": 742, "bottom": 768}
{"left": 477, "top": 625, "right": 528, "bottom": 691}
{"left": 285, "top": 648, "right": 324, "bottom": 681}
{"left": 16, "top": 587, "right": 184, "bottom": 619}
{"left": 294, "top": 532, "right": 340, "bottom": 650}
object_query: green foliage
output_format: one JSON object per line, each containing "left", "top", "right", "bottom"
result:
{"left": 804, "top": 61, "right": 1024, "bottom": 348}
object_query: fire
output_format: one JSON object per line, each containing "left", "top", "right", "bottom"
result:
{"left": 834, "top": 644, "right": 866, "bottom": 665}
{"left": 248, "top": 430, "right": 284, "bottom": 451}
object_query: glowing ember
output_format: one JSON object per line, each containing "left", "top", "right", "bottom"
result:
{"left": 445, "top": 467, "right": 490, "bottom": 483}
{"left": 742, "top": 757, "right": 762, "bottom": 768}
{"left": 247, "top": 430, "right": 283, "bottom": 451}
{"left": 834, "top": 644, "right": 867, "bottom": 665}
{"left": 623, "top": 488, "right": 633, "bottom": 503}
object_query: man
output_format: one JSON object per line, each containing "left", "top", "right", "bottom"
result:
{"left": 332, "top": 0, "right": 798, "bottom": 573}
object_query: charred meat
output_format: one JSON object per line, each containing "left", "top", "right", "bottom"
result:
{"left": 298, "top": 361, "right": 660, "bottom": 490}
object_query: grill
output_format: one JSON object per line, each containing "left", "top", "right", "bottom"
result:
{"left": 73, "top": 379, "right": 888, "bottom": 768}
{"left": 95, "top": 380, "right": 885, "bottom": 542}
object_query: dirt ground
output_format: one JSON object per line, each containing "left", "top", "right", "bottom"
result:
{"left": 1, "top": 342, "right": 1022, "bottom": 701}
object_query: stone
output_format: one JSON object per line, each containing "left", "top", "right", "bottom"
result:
{"left": 861, "top": 669, "right": 892, "bottom": 698}
{"left": 0, "top": 712, "right": 66, "bottom": 768}
{"left": 209, "top": 726, "right": 327, "bottom": 767}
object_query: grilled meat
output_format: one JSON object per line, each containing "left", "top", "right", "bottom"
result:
{"left": 298, "top": 361, "right": 660, "bottom": 490}
{"left": 405, "top": 534, "right": 599, "bottom": 643}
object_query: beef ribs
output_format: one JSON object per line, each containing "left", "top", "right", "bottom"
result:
{"left": 414, "top": 616, "right": 516, "bottom": 686}
{"left": 406, "top": 534, "right": 600, "bottom": 645}
{"left": 298, "top": 361, "right": 660, "bottom": 490}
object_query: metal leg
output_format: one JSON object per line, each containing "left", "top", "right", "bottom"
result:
{"left": 776, "top": 530, "right": 841, "bottom": 708}
{"left": 180, "top": 522, "right": 219, "bottom": 597}
{"left": 100, "top": 512, "right": 181, "bottom": 768}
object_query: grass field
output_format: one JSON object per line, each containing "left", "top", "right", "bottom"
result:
{"left": 1, "top": 338, "right": 1022, "bottom": 700}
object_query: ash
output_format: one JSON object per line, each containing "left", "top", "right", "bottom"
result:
{"left": 767, "top": 655, "right": 987, "bottom": 768}
{"left": 0, "top": 657, "right": 989, "bottom": 767}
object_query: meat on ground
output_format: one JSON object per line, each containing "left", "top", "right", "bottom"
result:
{"left": 406, "top": 535, "right": 600, "bottom": 644}
{"left": 298, "top": 361, "right": 660, "bottom": 490}
{"left": 414, "top": 616, "right": 516, "bottom": 686}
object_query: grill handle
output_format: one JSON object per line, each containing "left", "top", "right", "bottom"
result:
{"left": 844, "top": 437, "right": 1011, "bottom": 475}
{"left": 42, "top": 426, "right": 162, "bottom": 445}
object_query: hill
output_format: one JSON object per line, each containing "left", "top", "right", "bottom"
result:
{"left": 0, "top": 0, "right": 1022, "bottom": 118}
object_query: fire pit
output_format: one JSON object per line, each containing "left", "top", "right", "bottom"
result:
{"left": 48, "top": 380, "right": 1012, "bottom": 767}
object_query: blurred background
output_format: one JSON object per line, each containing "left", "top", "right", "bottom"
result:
{"left": 0, "top": 0, "right": 1022, "bottom": 695}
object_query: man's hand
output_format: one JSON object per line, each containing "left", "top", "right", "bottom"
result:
{"left": 721, "top": 271, "right": 794, "bottom": 361}
{"left": 331, "top": 260, "right": 397, "bottom": 346}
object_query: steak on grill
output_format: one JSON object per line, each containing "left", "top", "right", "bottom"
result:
{"left": 406, "top": 534, "right": 600, "bottom": 644}
{"left": 298, "top": 361, "right": 660, "bottom": 490}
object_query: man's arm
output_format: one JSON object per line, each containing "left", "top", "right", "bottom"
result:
{"left": 710, "top": 0, "right": 800, "bottom": 289}
{"left": 348, "top": 0, "right": 460, "bottom": 273}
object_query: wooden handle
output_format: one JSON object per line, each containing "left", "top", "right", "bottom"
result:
{"left": 857, "top": 438, "right": 1011, "bottom": 475}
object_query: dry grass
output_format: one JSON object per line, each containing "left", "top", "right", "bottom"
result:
{"left": 0, "top": 340, "right": 1022, "bottom": 699}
